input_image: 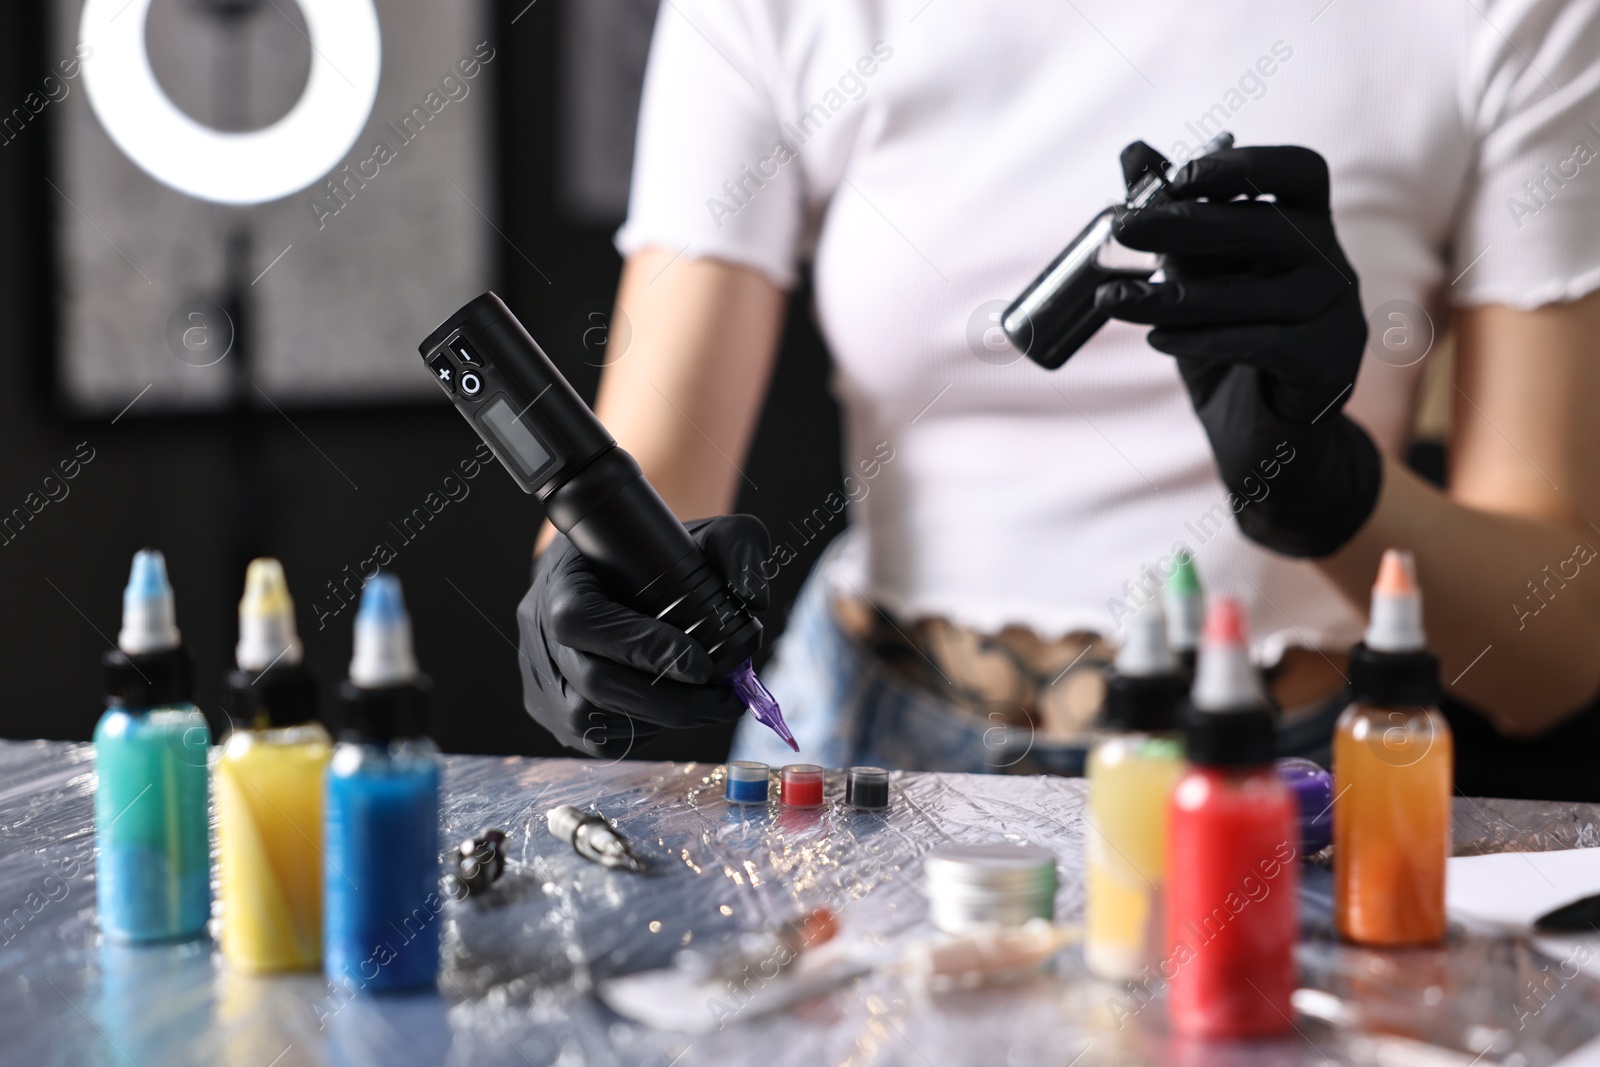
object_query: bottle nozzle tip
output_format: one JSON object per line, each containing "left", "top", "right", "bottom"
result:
{"left": 1202, "top": 595, "right": 1247, "bottom": 647}
{"left": 1191, "top": 595, "right": 1264, "bottom": 712}
{"left": 1365, "top": 547, "right": 1427, "bottom": 652}
{"left": 236, "top": 557, "right": 302, "bottom": 671}
{"left": 127, "top": 548, "right": 171, "bottom": 599}
{"left": 358, "top": 573, "right": 407, "bottom": 623}
{"left": 1165, "top": 551, "right": 1201, "bottom": 597}
{"left": 348, "top": 571, "right": 418, "bottom": 687}
{"left": 1116, "top": 593, "right": 1176, "bottom": 676}
{"left": 119, "top": 548, "right": 181, "bottom": 655}
{"left": 1374, "top": 548, "right": 1418, "bottom": 597}
{"left": 242, "top": 558, "right": 291, "bottom": 610}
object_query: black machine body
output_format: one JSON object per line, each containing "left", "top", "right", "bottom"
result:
{"left": 418, "top": 293, "right": 763, "bottom": 679}
{"left": 419, "top": 292, "right": 609, "bottom": 498}
{"left": 1003, "top": 133, "right": 1233, "bottom": 371}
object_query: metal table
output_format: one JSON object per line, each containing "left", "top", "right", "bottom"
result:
{"left": 4, "top": 739, "right": 1600, "bottom": 1066}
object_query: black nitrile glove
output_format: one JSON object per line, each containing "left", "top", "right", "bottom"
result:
{"left": 515, "top": 515, "right": 770, "bottom": 757}
{"left": 1095, "top": 142, "right": 1382, "bottom": 558}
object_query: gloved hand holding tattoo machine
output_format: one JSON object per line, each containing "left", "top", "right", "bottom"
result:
{"left": 1007, "top": 136, "right": 1382, "bottom": 558}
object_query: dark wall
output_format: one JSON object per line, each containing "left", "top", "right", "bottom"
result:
{"left": 0, "top": 0, "right": 842, "bottom": 760}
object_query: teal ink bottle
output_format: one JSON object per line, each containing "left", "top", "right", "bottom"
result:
{"left": 324, "top": 574, "right": 442, "bottom": 993}
{"left": 94, "top": 549, "right": 211, "bottom": 942}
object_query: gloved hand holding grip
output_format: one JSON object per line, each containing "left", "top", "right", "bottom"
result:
{"left": 519, "top": 517, "right": 770, "bottom": 756}
{"left": 418, "top": 293, "right": 795, "bottom": 754}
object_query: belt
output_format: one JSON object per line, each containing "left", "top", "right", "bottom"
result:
{"left": 831, "top": 593, "right": 1348, "bottom": 737}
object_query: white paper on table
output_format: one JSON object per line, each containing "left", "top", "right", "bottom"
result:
{"left": 1448, "top": 850, "right": 1600, "bottom": 1067}
{"left": 1448, "top": 848, "right": 1600, "bottom": 978}
{"left": 597, "top": 941, "right": 878, "bottom": 1034}
{"left": 1556, "top": 1035, "right": 1600, "bottom": 1067}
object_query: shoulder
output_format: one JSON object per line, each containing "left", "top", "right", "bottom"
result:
{"left": 1460, "top": 0, "right": 1600, "bottom": 130}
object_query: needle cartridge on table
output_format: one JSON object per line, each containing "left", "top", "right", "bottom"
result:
{"left": 547, "top": 805, "right": 645, "bottom": 872}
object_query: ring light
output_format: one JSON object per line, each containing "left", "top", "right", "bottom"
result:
{"left": 79, "top": 0, "right": 381, "bottom": 206}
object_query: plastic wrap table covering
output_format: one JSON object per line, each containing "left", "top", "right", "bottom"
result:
{"left": 5, "top": 740, "right": 1600, "bottom": 1067}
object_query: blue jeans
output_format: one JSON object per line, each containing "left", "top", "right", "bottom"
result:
{"left": 729, "top": 544, "right": 1072, "bottom": 773}
{"left": 730, "top": 544, "right": 1345, "bottom": 772}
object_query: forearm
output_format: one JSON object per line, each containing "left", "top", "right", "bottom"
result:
{"left": 1319, "top": 454, "right": 1600, "bottom": 734}
{"left": 536, "top": 249, "right": 786, "bottom": 554}
{"left": 594, "top": 251, "right": 784, "bottom": 517}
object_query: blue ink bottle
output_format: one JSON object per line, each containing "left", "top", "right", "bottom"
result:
{"left": 94, "top": 549, "right": 211, "bottom": 942}
{"left": 324, "top": 574, "right": 442, "bottom": 993}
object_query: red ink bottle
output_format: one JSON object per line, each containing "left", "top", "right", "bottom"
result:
{"left": 1165, "top": 597, "right": 1298, "bottom": 1040}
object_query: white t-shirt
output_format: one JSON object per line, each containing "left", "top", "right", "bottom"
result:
{"left": 617, "top": 0, "right": 1600, "bottom": 659}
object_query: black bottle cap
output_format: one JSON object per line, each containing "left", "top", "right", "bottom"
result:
{"left": 227, "top": 663, "right": 320, "bottom": 729}
{"left": 1174, "top": 648, "right": 1197, "bottom": 688}
{"left": 337, "top": 675, "right": 432, "bottom": 743}
{"left": 1348, "top": 643, "right": 1441, "bottom": 708}
{"left": 1100, "top": 669, "right": 1188, "bottom": 732}
{"left": 103, "top": 646, "right": 195, "bottom": 709}
{"left": 1181, "top": 699, "right": 1276, "bottom": 767}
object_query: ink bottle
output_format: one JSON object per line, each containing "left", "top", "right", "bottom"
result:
{"left": 95, "top": 549, "right": 210, "bottom": 942}
{"left": 1334, "top": 550, "right": 1451, "bottom": 946}
{"left": 324, "top": 574, "right": 442, "bottom": 992}
{"left": 1084, "top": 596, "right": 1186, "bottom": 981}
{"left": 1166, "top": 597, "right": 1297, "bottom": 1039}
{"left": 217, "top": 559, "right": 331, "bottom": 971}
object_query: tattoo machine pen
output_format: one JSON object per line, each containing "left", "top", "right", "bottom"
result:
{"left": 1003, "top": 133, "right": 1234, "bottom": 370}
{"left": 418, "top": 293, "right": 796, "bottom": 751}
